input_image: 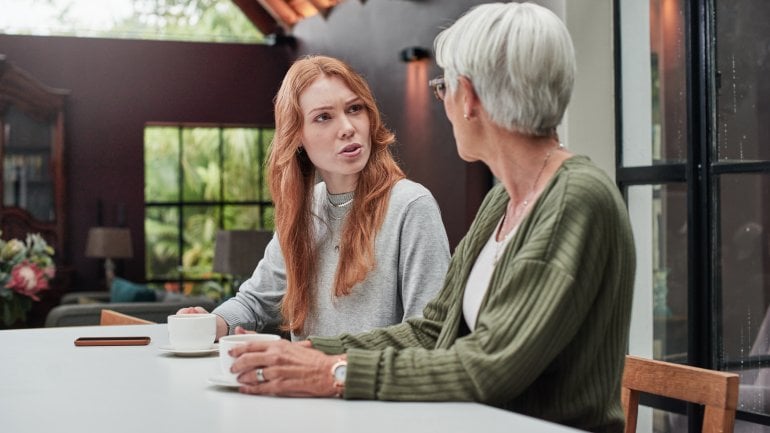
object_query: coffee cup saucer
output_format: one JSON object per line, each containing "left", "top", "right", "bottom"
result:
{"left": 159, "top": 343, "right": 218, "bottom": 357}
{"left": 208, "top": 373, "right": 241, "bottom": 388}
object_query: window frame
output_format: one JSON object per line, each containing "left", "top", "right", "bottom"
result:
{"left": 143, "top": 122, "right": 274, "bottom": 291}
{"left": 615, "top": 0, "right": 770, "bottom": 429}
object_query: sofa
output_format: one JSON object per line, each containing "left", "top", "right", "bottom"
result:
{"left": 45, "top": 287, "right": 218, "bottom": 327}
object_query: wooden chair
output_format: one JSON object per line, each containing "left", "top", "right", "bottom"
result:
{"left": 99, "top": 309, "right": 155, "bottom": 326}
{"left": 622, "top": 355, "right": 739, "bottom": 433}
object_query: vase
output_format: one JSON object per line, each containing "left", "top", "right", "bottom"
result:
{"left": 0, "top": 293, "right": 32, "bottom": 329}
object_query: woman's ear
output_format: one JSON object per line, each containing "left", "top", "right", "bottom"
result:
{"left": 457, "top": 76, "right": 480, "bottom": 120}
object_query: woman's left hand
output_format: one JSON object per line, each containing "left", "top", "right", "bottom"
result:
{"left": 229, "top": 339, "right": 340, "bottom": 397}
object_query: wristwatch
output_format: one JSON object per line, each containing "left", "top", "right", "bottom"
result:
{"left": 331, "top": 359, "right": 347, "bottom": 397}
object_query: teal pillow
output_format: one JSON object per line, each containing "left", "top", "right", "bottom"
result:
{"left": 110, "top": 277, "right": 157, "bottom": 303}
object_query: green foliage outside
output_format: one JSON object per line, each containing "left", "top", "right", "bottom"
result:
{"left": 16, "top": 0, "right": 264, "bottom": 44}
{"left": 144, "top": 126, "right": 274, "bottom": 301}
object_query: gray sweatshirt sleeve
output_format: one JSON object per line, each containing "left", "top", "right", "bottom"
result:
{"left": 398, "top": 194, "right": 450, "bottom": 320}
{"left": 212, "top": 234, "right": 286, "bottom": 333}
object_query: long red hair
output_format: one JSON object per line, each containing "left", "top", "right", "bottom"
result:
{"left": 268, "top": 55, "right": 405, "bottom": 333}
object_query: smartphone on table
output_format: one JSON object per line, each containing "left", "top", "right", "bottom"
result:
{"left": 74, "top": 336, "right": 151, "bottom": 347}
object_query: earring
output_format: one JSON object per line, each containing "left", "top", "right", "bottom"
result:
{"left": 463, "top": 113, "right": 470, "bottom": 121}
{"left": 297, "top": 147, "right": 304, "bottom": 154}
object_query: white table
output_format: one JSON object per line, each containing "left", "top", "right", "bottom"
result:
{"left": 0, "top": 324, "right": 583, "bottom": 433}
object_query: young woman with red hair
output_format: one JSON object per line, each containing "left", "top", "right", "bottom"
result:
{"left": 181, "top": 56, "right": 449, "bottom": 341}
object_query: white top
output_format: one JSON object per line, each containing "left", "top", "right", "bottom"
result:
{"left": 0, "top": 324, "right": 583, "bottom": 433}
{"left": 463, "top": 216, "right": 517, "bottom": 330}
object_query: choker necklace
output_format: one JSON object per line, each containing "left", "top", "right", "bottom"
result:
{"left": 328, "top": 197, "right": 353, "bottom": 208}
{"left": 327, "top": 191, "right": 355, "bottom": 208}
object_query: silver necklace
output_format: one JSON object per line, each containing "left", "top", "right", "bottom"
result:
{"left": 326, "top": 198, "right": 351, "bottom": 252}
{"left": 494, "top": 143, "right": 560, "bottom": 264}
{"left": 327, "top": 217, "right": 345, "bottom": 253}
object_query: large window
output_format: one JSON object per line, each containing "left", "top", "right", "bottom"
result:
{"left": 618, "top": 0, "right": 770, "bottom": 431}
{"left": 144, "top": 125, "right": 274, "bottom": 297}
{"left": 1, "top": 0, "right": 264, "bottom": 44}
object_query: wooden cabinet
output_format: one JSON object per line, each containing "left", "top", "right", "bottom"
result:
{"left": 0, "top": 55, "right": 67, "bottom": 259}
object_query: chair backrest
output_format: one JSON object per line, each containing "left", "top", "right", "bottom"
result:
{"left": 622, "top": 355, "right": 739, "bottom": 433}
{"left": 100, "top": 309, "right": 155, "bottom": 326}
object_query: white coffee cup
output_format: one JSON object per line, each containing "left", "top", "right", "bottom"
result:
{"left": 219, "top": 334, "right": 281, "bottom": 383}
{"left": 167, "top": 313, "right": 217, "bottom": 350}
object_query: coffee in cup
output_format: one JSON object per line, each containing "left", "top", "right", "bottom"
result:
{"left": 167, "top": 313, "right": 217, "bottom": 350}
{"left": 219, "top": 334, "right": 281, "bottom": 383}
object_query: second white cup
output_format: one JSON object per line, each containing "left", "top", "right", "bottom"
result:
{"left": 219, "top": 334, "right": 281, "bottom": 383}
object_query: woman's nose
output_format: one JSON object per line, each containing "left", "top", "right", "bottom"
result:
{"left": 339, "top": 116, "right": 354, "bottom": 139}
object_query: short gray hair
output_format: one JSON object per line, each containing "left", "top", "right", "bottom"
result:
{"left": 434, "top": 2, "right": 575, "bottom": 136}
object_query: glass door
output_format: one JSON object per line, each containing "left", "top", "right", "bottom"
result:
{"left": 618, "top": 0, "right": 770, "bottom": 431}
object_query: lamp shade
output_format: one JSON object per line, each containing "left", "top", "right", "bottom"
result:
{"left": 85, "top": 227, "right": 133, "bottom": 259}
{"left": 213, "top": 230, "right": 273, "bottom": 277}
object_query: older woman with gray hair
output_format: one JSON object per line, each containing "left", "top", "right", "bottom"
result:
{"left": 227, "top": 3, "right": 635, "bottom": 432}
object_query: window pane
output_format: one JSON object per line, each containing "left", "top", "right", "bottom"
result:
{"left": 182, "top": 128, "right": 220, "bottom": 201}
{"left": 650, "top": 0, "right": 687, "bottom": 164}
{"left": 263, "top": 205, "right": 275, "bottom": 230}
{"left": 144, "top": 126, "right": 179, "bottom": 202}
{"left": 1, "top": 0, "right": 265, "bottom": 44}
{"left": 628, "top": 184, "right": 688, "bottom": 361}
{"left": 717, "top": 173, "right": 770, "bottom": 415}
{"left": 181, "top": 205, "right": 219, "bottom": 279}
{"left": 145, "top": 206, "right": 179, "bottom": 279}
{"left": 715, "top": 1, "right": 770, "bottom": 162}
{"left": 622, "top": 0, "right": 688, "bottom": 167}
{"left": 223, "top": 128, "right": 260, "bottom": 201}
{"left": 262, "top": 129, "right": 275, "bottom": 201}
{"left": 654, "top": 183, "right": 688, "bottom": 361}
{"left": 223, "top": 205, "right": 261, "bottom": 230}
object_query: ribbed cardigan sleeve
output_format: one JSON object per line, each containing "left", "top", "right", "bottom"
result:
{"left": 310, "top": 157, "right": 634, "bottom": 432}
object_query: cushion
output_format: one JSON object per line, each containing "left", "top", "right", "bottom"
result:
{"left": 110, "top": 277, "right": 157, "bottom": 303}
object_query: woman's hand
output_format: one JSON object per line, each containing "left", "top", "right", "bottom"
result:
{"left": 175, "top": 306, "right": 209, "bottom": 314}
{"left": 229, "top": 339, "right": 340, "bottom": 397}
{"left": 233, "top": 326, "right": 256, "bottom": 335}
{"left": 175, "top": 307, "right": 227, "bottom": 339}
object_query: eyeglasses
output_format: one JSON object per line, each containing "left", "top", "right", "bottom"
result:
{"left": 428, "top": 76, "right": 446, "bottom": 101}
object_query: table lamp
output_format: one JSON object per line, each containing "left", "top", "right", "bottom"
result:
{"left": 86, "top": 227, "right": 133, "bottom": 289}
{"left": 213, "top": 230, "right": 272, "bottom": 289}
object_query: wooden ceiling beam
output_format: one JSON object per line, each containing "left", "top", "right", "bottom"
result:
{"left": 306, "top": 0, "right": 332, "bottom": 18}
{"left": 231, "top": 0, "right": 281, "bottom": 35}
{"left": 258, "top": 0, "right": 303, "bottom": 30}
{"left": 290, "top": 0, "right": 320, "bottom": 19}
{"left": 232, "top": 0, "right": 358, "bottom": 33}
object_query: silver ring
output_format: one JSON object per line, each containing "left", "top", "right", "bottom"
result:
{"left": 256, "top": 368, "right": 266, "bottom": 383}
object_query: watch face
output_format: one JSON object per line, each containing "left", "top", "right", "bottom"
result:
{"left": 333, "top": 364, "right": 347, "bottom": 382}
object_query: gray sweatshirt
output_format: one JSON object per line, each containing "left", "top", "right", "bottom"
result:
{"left": 213, "top": 179, "right": 450, "bottom": 340}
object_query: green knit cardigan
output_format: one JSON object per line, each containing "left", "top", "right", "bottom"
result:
{"left": 311, "top": 156, "right": 636, "bottom": 433}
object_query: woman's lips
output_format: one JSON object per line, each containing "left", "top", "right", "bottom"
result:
{"left": 339, "top": 144, "right": 362, "bottom": 157}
